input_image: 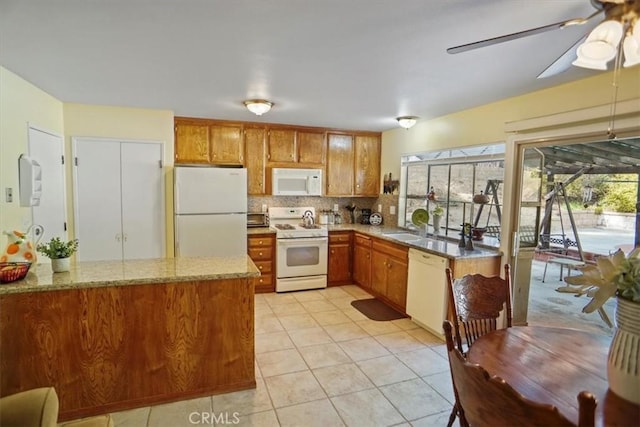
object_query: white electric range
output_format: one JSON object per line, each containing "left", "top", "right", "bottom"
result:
{"left": 268, "top": 207, "right": 328, "bottom": 292}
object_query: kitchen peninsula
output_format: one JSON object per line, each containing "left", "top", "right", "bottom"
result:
{"left": 0, "top": 256, "right": 260, "bottom": 421}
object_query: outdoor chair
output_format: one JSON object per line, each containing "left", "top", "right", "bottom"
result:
{"left": 442, "top": 320, "right": 597, "bottom": 427}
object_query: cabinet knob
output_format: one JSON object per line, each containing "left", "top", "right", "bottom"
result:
{"left": 331, "top": 249, "right": 335, "bottom": 254}
{"left": 258, "top": 240, "right": 263, "bottom": 245}
{"left": 259, "top": 278, "right": 264, "bottom": 283}
{"left": 259, "top": 252, "right": 263, "bottom": 256}
{"left": 259, "top": 265, "right": 263, "bottom": 270}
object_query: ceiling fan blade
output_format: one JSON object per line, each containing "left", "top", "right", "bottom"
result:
{"left": 537, "top": 34, "right": 588, "bottom": 79}
{"left": 446, "top": 9, "right": 602, "bottom": 54}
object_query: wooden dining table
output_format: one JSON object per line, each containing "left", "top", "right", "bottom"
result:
{"left": 466, "top": 326, "right": 640, "bottom": 427}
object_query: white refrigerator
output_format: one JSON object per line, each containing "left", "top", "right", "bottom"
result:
{"left": 174, "top": 166, "right": 247, "bottom": 257}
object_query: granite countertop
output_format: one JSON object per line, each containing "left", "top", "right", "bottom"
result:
{"left": 247, "top": 223, "right": 501, "bottom": 260}
{"left": 0, "top": 256, "right": 260, "bottom": 295}
{"left": 326, "top": 224, "right": 502, "bottom": 260}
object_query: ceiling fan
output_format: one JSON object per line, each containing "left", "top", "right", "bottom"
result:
{"left": 447, "top": 0, "right": 640, "bottom": 79}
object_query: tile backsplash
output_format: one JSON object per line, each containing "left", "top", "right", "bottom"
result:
{"left": 249, "top": 194, "right": 399, "bottom": 227}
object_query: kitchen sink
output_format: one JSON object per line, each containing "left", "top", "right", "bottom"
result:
{"left": 383, "top": 232, "right": 423, "bottom": 242}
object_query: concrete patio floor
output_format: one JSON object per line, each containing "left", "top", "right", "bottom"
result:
{"left": 525, "top": 226, "right": 635, "bottom": 337}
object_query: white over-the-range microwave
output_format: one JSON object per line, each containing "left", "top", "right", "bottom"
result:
{"left": 272, "top": 168, "right": 323, "bottom": 196}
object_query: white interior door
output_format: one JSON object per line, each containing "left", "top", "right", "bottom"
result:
{"left": 28, "top": 126, "right": 67, "bottom": 248}
{"left": 73, "top": 138, "right": 123, "bottom": 261}
{"left": 120, "top": 142, "right": 164, "bottom": 259}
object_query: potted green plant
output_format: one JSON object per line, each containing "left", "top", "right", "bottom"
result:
{"left": 36, "top": 237, "right": 78, "bottom": 273}
{"left": 431, "top": 205, "right": 444, "bottom": 233}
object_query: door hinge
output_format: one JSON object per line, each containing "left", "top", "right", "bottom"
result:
{"left": 159, "top": 160, "right": 163, "bottom": 168}
{"left": 61, "top": 155, "right": 65, "bottom": 165}
{"left": 74, "top": 157, "right": 78, "bottom": 166}
{"left": 64, "top": 222, "right": 67, "bottom": 231}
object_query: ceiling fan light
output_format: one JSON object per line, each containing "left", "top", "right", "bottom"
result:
{"left": 623, "top": 25, "right": 640, "bottom": 68}
{"left": 243, "top": 99, "right": 273, "bottom": 115}
{"left": 573, "top": 20, "right": 624, "bottom": 70}
{"left": 396, "top": 116, "right": 419, "bottom": 129}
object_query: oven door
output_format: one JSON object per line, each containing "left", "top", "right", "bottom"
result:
{"left": 276, "top": 237, "right": 328, "bottom": 278}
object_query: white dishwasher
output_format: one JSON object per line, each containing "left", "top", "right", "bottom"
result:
{"left": 406, "top": 249, "right": 449, "bottom": 339}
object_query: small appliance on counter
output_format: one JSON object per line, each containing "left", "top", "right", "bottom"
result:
{"left": 360, "top": 208, "right": 372, "bottom": 224}
{"left": 247, "top": 212, "right": 269, "bottom": 228}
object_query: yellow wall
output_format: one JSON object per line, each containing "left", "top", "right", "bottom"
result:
{"left": 0, "top": 66, "right": 64, "bottom": 234}
{"left": 381, "top": 68, "right": 640, "bottom": 180}
{"left": 63, "top": 104, "right": 175, "bottom": 256}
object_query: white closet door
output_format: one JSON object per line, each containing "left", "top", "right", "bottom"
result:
{"left": 120, "top": 142, "right": 164, "bottom": 259}
{"left": 28, "top": 126, "right": 67, "bottom": 246}
{"left": 74, "top": 139, "right": 123, "bottom": 261}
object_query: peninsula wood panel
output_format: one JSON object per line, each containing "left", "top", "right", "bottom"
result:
{"left": 0, "top": 279, "right": 255, "bottom": 421}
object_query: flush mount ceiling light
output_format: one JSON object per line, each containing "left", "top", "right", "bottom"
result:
{"left": 243, "top": 99, "right": 273, "bottom": 116}
{"left": 573, "top": 1, "right": 640, "bottom": 70}
{"left": 396, "top": 116, "right": 419, "bottom": 129}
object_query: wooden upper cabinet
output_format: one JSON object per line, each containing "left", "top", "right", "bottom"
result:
{"left": 175, "top": 123, "right": 210, "bottom": 163}
{"left": 297, "top": 131, "right": 326, "bottom": 165}
{"left": 210, "top": 124, "right": 244, "bottom": 165}
{"left": 326, "top": 133, "right": 354, "bottom": 196}
{"left": 267, "top": 129, "right": 296, "bottom": 162}
{"left": 354, "top": 134, "right": 381, "bottom": 196}
{"left": 244, "top": 127, "right": 267, "bottom": 195}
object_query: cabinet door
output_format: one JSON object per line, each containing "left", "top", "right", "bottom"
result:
{"left": 386, "top": 256, "right": 408, "bottom": 309}
{"left": 328, "top": 243, "right": 351, "bottom": 284}
{"left": 73, "top": 139, "right": 123, "bottom": 261}
{"left": 210, "top": 124, "right": 243, "bottom": 165}
{"left": 245, "top": 128, "right": 267, "bottom": 195}
{"left": 298, "top": 131, "right": 326, "bottom": 165}
{"left": 371, "top": 250, "right": 388, "bottom": 296}
{"left": 326, "top": 133, "right": 354, "bottom": 196}
{"left": 175, "top": 123, "right": 210, "bottom": 163}
{"left": 120, "top": 142, "right": 164, "bottom": 260}
{"left": 354, "top": 135, "right": 380, "bottom": 196}
{"left": 353, "top": 242, "right": 371, "bottom": 288}
{"left": 267, "top": 129, "right": 296, "bottom": 162}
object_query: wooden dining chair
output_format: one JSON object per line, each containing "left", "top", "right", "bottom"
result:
{"left": 444, "top": 264, "right": 512, "bottom": 426}
{"left": 446, "top": 264, "right": 513, "bottom": 354}
{"left": 443, "top": 320, "right": 597, "bottom": 427}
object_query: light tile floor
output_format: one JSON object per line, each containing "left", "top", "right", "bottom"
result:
{"left": 105, "top": 285, "right": 454, "bottom": 427}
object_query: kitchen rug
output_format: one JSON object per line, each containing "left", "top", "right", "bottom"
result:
{"left": 351, "top": 298, "right": 407, "bottom": 321}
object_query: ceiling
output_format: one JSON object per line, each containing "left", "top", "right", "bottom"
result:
{"left": 0, "top": 0, "right": 616, "bottom": 132}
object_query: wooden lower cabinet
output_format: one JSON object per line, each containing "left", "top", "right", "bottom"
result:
{"left": 248, "top": 233, "right": 276, "bottom": 293}
{"left": 370, "top": 238, "right": 408, "bottom": 312}
{"left": 328, "top": 231, "right": 352, "bottom": 286}
{"left": 352, "top": 233, "right": 372, "bottom": 289}
{"left": 0, "top": 279, "right": 255, "bottom": 421}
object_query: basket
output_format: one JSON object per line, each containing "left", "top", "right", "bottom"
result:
{"left": 0, "top": 262, "right": 32, "bottom": 284}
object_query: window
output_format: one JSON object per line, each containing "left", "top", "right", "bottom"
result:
{"left": 399, "top": 143, "right": 505, "bottom": 245}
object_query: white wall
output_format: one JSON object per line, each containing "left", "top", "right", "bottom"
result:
{"left": 63, "top": 104, "right": 175, "bottom": 256}
{"left": 0, "top": 66, "right": 64, "bottom": 234}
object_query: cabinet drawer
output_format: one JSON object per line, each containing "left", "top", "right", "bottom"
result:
{"left": 253, "top": 260, "right": 272, "bottom": 274}
{"left": 254, "top": 274, "right": 273, "bottom": 287}
{"left": 329, "top": 232, "right": 351, "bottom": 243}
{"left": 248, "top": 247, "right": 273, "bottom": 260}
{"left": 248, "top": 235, "right": 274, "bottom": 248}
{"left": 372, "top": 239, "right": 407, "bottom": 261}
{"left": 354, "top": 234, "right": 371, "bottom": 248}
